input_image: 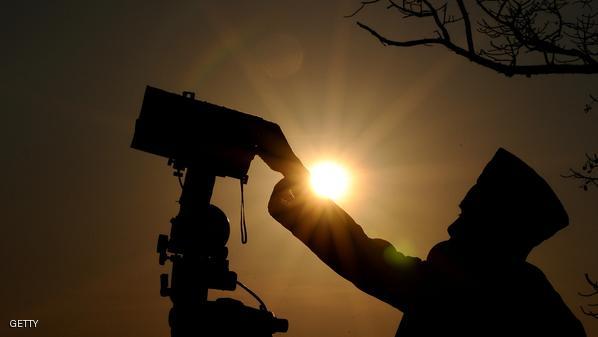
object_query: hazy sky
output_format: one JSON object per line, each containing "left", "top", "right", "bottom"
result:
{"left": 2, "top": 1, "right": 598, "bottom": 336}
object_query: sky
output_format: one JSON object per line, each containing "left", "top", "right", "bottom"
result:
{"left": 1, "top": 1, "right": 598, "bottom": 336}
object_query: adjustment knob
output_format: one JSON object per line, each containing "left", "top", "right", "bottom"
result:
{"left": 160, "top": 273, "right": 171, "bottom": 297}
{"left": 157, "top": 234, "right": 169, "bottom": 265}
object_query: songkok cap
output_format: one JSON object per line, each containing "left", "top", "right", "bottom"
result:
{"left": 448, "top": 148, "right": 569, "bottom": 248}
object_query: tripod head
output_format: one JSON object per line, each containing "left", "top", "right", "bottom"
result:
{"left": 131, "top": 86, "right": 288, "bottom": 337}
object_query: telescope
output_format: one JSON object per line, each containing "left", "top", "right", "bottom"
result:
{"left": 132, "top": 86, "right": 267, "bottom": 178}
{"left": 131, "top": 86, "right": 288, "bottom": 337}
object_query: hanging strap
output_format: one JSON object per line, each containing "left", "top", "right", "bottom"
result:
{"left": 240, "top": 178, "right": 248, "bottom": 244}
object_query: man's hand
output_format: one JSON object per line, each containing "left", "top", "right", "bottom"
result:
{"left": 255, "top": 121, "right": 308, "bottom": 178}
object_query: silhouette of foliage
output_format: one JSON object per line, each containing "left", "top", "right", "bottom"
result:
{"left": 349, "top": 1, "right": 598, "bottom": 191}
{"left": 584, "top": 94, "right": 598, "bottom": 113}
{"left": 562, "top": 152, "right": 598, "bottom": 191}
{"left": 561, "top": 93, "right": 598, "bottom": 192}
{"left": 348, "top": 0, "right": 598, "bottom": 77}
{"left": 580, "top": 273, "right": 598, "bottom": 318}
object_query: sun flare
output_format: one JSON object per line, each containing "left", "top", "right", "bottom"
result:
{"left": 309, "top": 161, "right": 350, "bottom": 201}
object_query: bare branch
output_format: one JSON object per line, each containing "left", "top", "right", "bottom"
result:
{"left": 581, "top": 305, "right": 598, "bottom": 318}
{"left": 456, "top": 0, "right": 475, "bottom": 52}
{"left": 579, "top": 273, "right": 598, "bottom": 318}
{"left": 562, "top": 153, "right": 598, "bottom": 190}
{"left": 357, "top": 21, "right": 598, "bottom": 76}
{"left": 585, "top": 93, "right": 598, "bottom": 113}
{"left": 357, "top": 21, "right": 446, "bottom": 46}
{"left": 350, "top": 0, "right": 598, "bottom": 77}
{"left": 345, "top": 0, "right": 382, "bottom": 18}
{"left": 580, "top": 273, "right": 598, "bottom": 296}
{"left": 422, "top": 0, "right": 452, "bottom": 40}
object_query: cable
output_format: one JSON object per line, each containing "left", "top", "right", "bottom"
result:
{"left": 236, "top": 280, "right": 268, "bottom": 311}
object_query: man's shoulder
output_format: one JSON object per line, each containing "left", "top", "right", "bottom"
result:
{"left": 521, "top": 261, "right": 548, "bottom": 278}
{"left": 425, "top": 239, "right": 463, "bottom": 266}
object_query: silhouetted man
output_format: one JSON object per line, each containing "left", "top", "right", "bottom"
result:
{"left": 257, "top": 123, "right": 586, "bottom": 337}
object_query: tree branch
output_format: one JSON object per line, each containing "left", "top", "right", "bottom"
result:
{"left": 581, "top": 306, "right": 598, "bottom": 318}
{"left": 585, "top": 93, "right": 598, "bottom": 113}
{"left": 357, "top": 21, "right": 446, "bottom": 46}
{"left": 580, "top": 273, "right": 598, "bottom": 297}
{"left": 351, "top": 0, "right": 598, "bottom": 77}
{"left": 562, "top": 153, "right": 598, "bottom": 191}
{"left": 421, "top": 0, "right": 451, "bottom": 41}
{"left": 357, "top": 21, "right": 598, "bottom": 76}
{"left": 345, "top": 0, "right": 382, "bottom": 18}
{"left": 580, "top": 274, "right": 598, "bottom": 318}
{"left": 456, "top": 0, "right": 475, "bottom": 52}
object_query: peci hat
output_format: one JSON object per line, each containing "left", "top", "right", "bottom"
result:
{"left": 448, "top": 148, "right": 569, "bottom": 248}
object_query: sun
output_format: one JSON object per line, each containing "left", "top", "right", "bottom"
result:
{"left": 309, "top": 161, "right": 350, "bottom": 201}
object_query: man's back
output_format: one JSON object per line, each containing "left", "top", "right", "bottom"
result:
{"left": 395, "top": 240, "right": 585, "bottom": 336}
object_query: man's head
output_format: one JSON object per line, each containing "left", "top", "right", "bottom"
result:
{"left": 448, "top": 148, "right": 569, "bottom": 258}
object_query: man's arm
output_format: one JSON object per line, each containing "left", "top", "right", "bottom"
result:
{"left": 267, "top": 177, "right": 424, "bottom": 311}
{"left": 255, "top": 122, "right": 424, "bottom": 310}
